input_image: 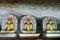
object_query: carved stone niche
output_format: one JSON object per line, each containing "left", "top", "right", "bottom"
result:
{"left": 43, "top": 17, "right": 60, "bottom": 38}
{"left": 19, "top": 15, "right": 40, "bottom": 37}
{"left": 0, "top": 15, "right": 18, "bottom": 37}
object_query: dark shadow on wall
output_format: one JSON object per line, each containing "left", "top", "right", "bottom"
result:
{"left": 0, "top": 0, "right": 60, "bottom": 6}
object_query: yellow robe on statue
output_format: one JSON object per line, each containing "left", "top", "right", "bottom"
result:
{"left": 5, "top": 24, "right": 14, "bottom": 31}
{"left": 24, "top": 24, "right": 32, "bottom": 31}
{"left": 47, "top": 23, "right": 55, "bottom": 30}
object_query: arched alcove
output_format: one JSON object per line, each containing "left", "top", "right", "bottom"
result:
{"left": 20, "top": 16, "right": 36, "bottom": 33}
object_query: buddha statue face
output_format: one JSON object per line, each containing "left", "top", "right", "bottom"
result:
{"left": 26, "top": 18, "right": 30, "bottom": 24}
{"left": 8, "top": 18, "right": 12, "bottom": 24}
{"left": 48, "top": 19, "right": 53, "bottom": 24}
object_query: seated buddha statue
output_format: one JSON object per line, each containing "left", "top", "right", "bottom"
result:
{"left": 46, "top": 19, "right": 56, "bottom": 31}
{"left": 24, "top": 18, "right": 33, "bottom": 31}
{"left": 5, "top": 18, "right": 14, "bottom": 31}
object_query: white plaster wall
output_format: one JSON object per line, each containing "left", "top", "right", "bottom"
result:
{"left": 0, "top": 4, "right": 60, "bottom": 19}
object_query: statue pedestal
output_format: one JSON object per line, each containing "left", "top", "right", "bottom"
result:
{"left": 0, "top": 31, "right": 16, "bottom": 37}
{"left": 44, "top": 33, "right": 60, "bottom": 38}
{"left": 0, "top": 33, "right": 16, "bottom": 37}
{"left": 22, "top": 31, "right": 36, "bottom": 33}
{"left": 47, "top": 31, "right": 60, "bottom": 33}
{"left": 19, "top": 33, "right": 40, "bottom": 37}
